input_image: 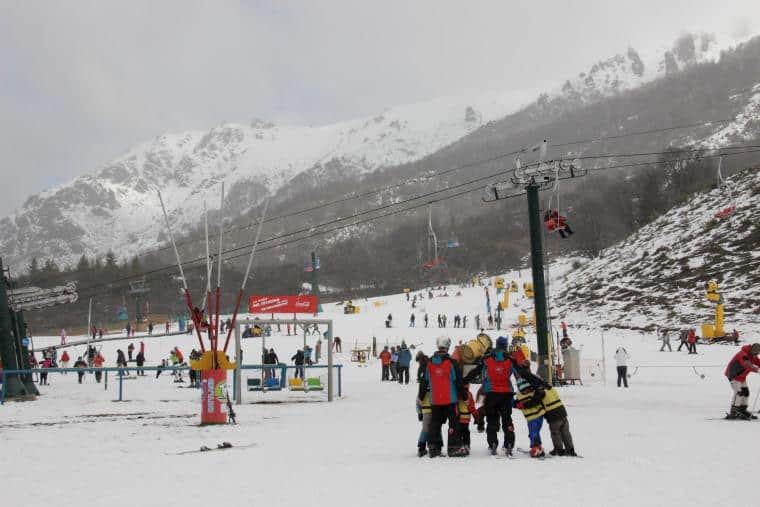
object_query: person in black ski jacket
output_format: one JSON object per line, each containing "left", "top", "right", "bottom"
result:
{"left": 292, "top": 350, "right": 305, "bottom": 378}
{"left": 73, "top": 357, "right": 88, "bottom": 384}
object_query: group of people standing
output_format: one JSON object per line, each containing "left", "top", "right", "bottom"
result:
{"left": 658, "top": 328, "right": 698, "bottom": 354}
{"left": 415, "top": 335, "right": 576, "bottom": 458}
{"left": 379, "top": 345, "right": 412, "bottom": 383}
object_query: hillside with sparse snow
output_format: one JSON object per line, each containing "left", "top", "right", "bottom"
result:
{"left": 0, "top": 32, "right": 755, "bottom": 271}
{"left": 558, "top": 168, "right": 760, "bottom": 331}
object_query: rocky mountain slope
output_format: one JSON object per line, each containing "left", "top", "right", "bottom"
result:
{"left": 0, "top": 32, "right": 752, "bottom": 271}
{"left": 558, "top": 168, "right": 760, "bottom": 331}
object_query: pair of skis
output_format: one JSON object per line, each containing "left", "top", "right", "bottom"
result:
{"left": 174, "top": 442, "right": 256, "bottom": 455}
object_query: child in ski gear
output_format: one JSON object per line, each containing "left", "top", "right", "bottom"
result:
{"left": 677, "top": 329, "right": 689, "bottom": 351}
{"left": 456, "top": 383, "right": 479, "bottom": 456}
{"left": 724, "top": 343, "right": 760, "bottom": 419}
{"left": 94, "top": 352, "right": 105, "bottom": 382}
{"left": 416, "top": 381, "right": 432, "bottom": 457}
{"left": 464, "top": 335, "right": 518, "bottom": 455}
{"left": 615, "top": 347, "right": 630, "bottom": 388}
{"left": 514, "top": 376, "right": 546, "bottom": 458}
{"left": 418, "top": 336, "right": 464, "bottom": 457}
{"left": 542, "top": 385, "right": 576, "bottom": 456}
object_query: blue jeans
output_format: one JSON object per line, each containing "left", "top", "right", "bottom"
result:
{"left": 527, "top": 417, "right": 544, "bottom": 447}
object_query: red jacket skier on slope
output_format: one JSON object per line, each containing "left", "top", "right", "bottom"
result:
{"left": 725, "top": 343, "right": 760, "bottom": 419}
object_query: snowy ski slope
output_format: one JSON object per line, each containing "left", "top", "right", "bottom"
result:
{"left": 4, "top": 271, "right": 760, "bottom": 507}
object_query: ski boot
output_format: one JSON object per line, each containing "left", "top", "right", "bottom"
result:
{"left": 448, "top": 446, "right": 467, "bottom": 457}
{"left": 488, "top": 443, "right": 498, "bottom": 456}
{"left": 503, "top": 444, "right": 514, "bottom": 457}
{"left": 550, "top": 448, "right": 565, "bottom": 456}
{"left": 565, "top": 448, "right": 577, "bottom": 457}
{"left": 739, "top": 406, "right": 758, "bottom": 420}
{"left": 530, "top": 445, "right": 545, "bottom": 458}
{"left": 428, "top": 445, "right": 442, "bottom": 458}
{"left": 417, "top": 443, "right": 428, "bottom": 458}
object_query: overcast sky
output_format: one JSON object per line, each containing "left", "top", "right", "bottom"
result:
{"left": 1, "top": 0, "right": 758, "bottom": 216}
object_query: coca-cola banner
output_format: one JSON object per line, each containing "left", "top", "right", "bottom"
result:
{"left": 248, "top": 295, "right": 318, "bottom": 314}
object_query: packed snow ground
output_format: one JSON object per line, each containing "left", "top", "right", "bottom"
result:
{"left": 3, "top": 272, "right": 760, "bottom": 507}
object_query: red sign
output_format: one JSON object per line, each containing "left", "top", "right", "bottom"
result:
{"left": 248, "top": 295, "right": 318, "bottom": 314}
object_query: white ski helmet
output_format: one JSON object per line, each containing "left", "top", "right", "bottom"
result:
{"left": 436, "top": 336, "right": 451, "bottom": 350}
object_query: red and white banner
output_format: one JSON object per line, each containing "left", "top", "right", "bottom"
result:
{"left": 248, "top": 295, "right": 318, "bottom": 314}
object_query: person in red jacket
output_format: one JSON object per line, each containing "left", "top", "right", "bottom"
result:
{"left": 725, "top": 343, "right": 760, "bottom": 419}
{"left": 419, "top": 337, "right": 464, "bottom": 457}
{"left": 60, "top": 350, "right": 71, "bottom": 373}
{"left": 543, "top": 209, "right": 574, "bottom": 239}
{"left": 379, "top": 346, "right": 392, "bottom": 381}
{"left": 687, "top": 328, "right": 698, "bottom": 354}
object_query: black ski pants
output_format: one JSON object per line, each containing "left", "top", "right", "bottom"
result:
{"left": 484, "top": 392, "right": 515, "bottom": 449}
{"left": 397, "top": 367, "right": 410, "bottom": 384}
{"left": 429, "top": 404, "right": 459, "bottom": 451}
{"left": 617, "top": 366, "right": 628, "bottom": 387}
{"left": 381, "top": 364, "right": 390, "bottom": 381}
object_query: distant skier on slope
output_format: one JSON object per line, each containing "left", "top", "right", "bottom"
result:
{"left": 725, "top": 343, "right": 760, "bottom": 420}
{"left": 615, "top": 347, "right": 630, "bottom": 388}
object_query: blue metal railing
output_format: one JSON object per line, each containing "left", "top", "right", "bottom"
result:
{"left": 1, "top": 363, "right": 343, "bottom": 405}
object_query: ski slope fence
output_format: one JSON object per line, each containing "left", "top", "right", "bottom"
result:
{"left": 0, "top": 364, "right": 343, "bottom": 405}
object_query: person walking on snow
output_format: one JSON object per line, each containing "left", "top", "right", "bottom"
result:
{"left": 677, "top": 329, "right": 689, "bottom": 352}
{"left": 659, "top": 329, "right": 672, "bottom": 352}
{"left": 390, "top": 347, "right": 399, "bottom": 381}
{"left": 409, "top": 313, "right": 416, "bottom": 328}
{"left": 687, "top": 328, "right": 697, "bottom": 354}
{"left": 615, "top": 347, "right": 630, "bottom": 388}
{"left": 724, "top": 343, "right": 760, "bottom": 419}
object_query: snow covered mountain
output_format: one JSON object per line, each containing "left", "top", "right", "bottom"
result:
{"left": 558, "top": 168, "right": 760, "bottom": 331}
{"left": 0, "top": 32, "right": 752, "bottom": 271}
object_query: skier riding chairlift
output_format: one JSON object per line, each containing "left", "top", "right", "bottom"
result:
{"left": 544, "top": 209, "right": 574, "bottom": 239}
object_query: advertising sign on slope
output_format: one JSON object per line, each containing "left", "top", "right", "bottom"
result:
{"left": 248, "top": 295, "right": 318, "bottom": 314}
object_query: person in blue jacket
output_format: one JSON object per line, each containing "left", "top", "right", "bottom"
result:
{"left": 397, "top": 345, "right": 413, "bottom": 384}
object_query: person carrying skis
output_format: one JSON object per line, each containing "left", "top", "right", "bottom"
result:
{"left": 725, "top": 343, "right": 760, "bottom": 419}
{"left": 464, "top": 336, "right": 518, "bottom": 456}
{"left": 397, "top": 345, "right": 412, "bottom": 384}
{"left": 73, "top": 357, "right": 88, "bottom": 384}
{"left": 419, "top": 336, "right": 464, "bottom": 457}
